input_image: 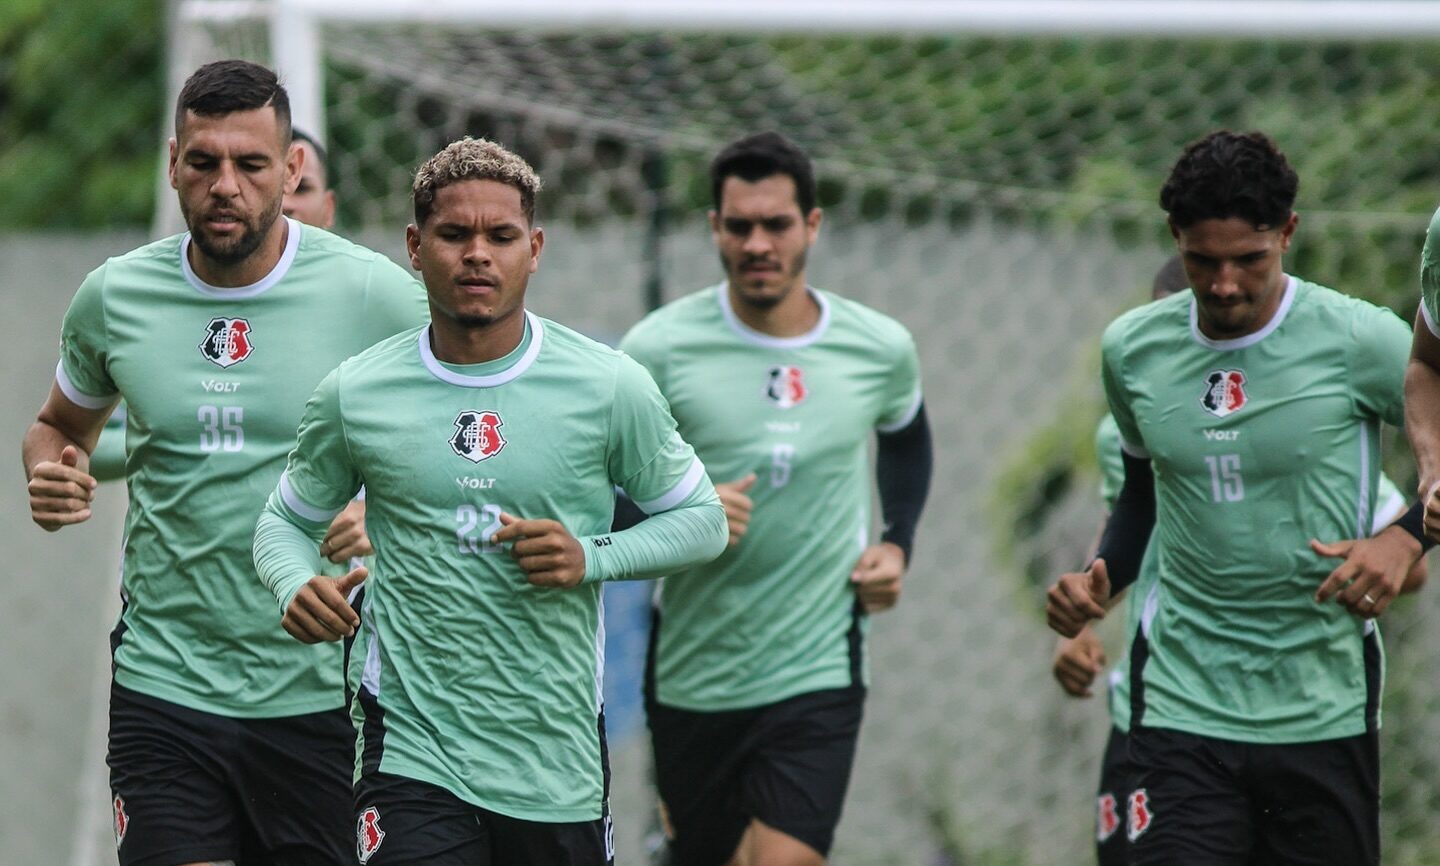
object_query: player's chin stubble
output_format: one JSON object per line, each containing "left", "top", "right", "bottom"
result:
{"left": 725, "top": 248, "right": 808, "bottom": 311}
{"left": 185, "top": 200, "right": 280, "bottom": 266}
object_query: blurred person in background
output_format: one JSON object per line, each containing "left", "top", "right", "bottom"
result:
{"left": 621, "top": 131, "right": 933, "bottom": 866}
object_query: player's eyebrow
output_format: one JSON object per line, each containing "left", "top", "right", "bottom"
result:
{"left": 182, "top": 145, "right": 272, "bottom": 165}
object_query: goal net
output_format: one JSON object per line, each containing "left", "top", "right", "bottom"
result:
{"left": 169, "top": 3, "right": 1440, "bottom": 863}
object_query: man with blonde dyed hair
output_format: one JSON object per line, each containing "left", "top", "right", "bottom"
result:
{"left": 254, "top": 136, "right": 728, "bottom": 865}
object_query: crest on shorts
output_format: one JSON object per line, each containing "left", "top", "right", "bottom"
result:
{"left": 357, "top": 805, "right": 386, "bottom": 863}
{"left": 1096, "top": 792, "right": 1120, "bottom": 843}
{"left": 112, "top": 794, "right": 129, "bottom": 849}
{"left": 1200, "top": 369, "right": 1247, "bottom": 418}
{"left": 764, "top": 365, "right": 807, "bottom": 409}
{"left": 451, "top": 410, "right": 506, "bottom": 463}
{"left": 199, "top": 317, "right": 254, "bottom": 368}
{"left": 1126, "top": 788, "right": 1153, "bottom": 842}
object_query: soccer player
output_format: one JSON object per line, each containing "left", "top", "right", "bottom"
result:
{"left": 21, "top": 60, "right": 428, "bottom": 865}
{"left": 1045, "top": 130, "right": 1428, "bottom": 866}
{"left": 252, "top": 137, "right": 728, "bottom": 866}
{"left": 87, "top": 127, "right": 339, "bottom": 489}
{"left": 620, "top": 132, "right": 933, "bottom": 866}
{"left": 283, "top": 127, "right": 337, "bottom": 230}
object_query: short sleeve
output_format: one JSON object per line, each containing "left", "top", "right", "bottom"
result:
{"left": 274, "top": 368, "right": 363, "bottom": 527}
{"left": 57, "top": 263, "right": 119, "bottom": 408}
{"left": 1420, "top": 206, "right": 1440, "bottom": 338}
{"left": 1101, "top": 317, "right": 1147, "bottom": 457}
{"left": 876, "top": 324, "right": 923, "bottom": 433}
{"left": 1095, "top": 414, "right": 1125, "bottom": 510}
{"left": 607, "top": 354, "right": 705, "bottom": 514}
{"left": 361, "top": 257, "right": 431, "bottom": 344}
{"left": 1348, "top": 302, "right": 1410, "bottom": 428}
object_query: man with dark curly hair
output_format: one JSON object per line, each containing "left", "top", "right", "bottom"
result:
{"left": 1046, "top": 130, "right": 1427, "bottom": 866}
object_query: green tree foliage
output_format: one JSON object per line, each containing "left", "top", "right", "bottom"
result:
{"left": 769, "top": 35, "right": 1440, "bottom": 310}
{"left": 0, "top": 0, "right": 162, "bottom": 228}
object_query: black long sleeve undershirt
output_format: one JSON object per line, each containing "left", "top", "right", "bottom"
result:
{"left": 876, "top": 403, "right": 933, "bottom": 563}
{"left": 1094, "top": 450, "right": 1156, "bottom": 596}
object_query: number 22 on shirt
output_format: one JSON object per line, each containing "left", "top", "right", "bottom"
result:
{"left": 456, "top": 503, "right": 503, "bottom": 555}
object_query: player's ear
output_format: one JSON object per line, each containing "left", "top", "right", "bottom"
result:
{"left": 1167, "top": 217, "right": 1181, "bottom": 242}
{"left": 167, "top": 138, "right": 180, "bottom": 190}
{"left": 405, "top": 224, "right": 422, "bottom": 271}
{"left": 708, "top": 210, "right": 720, "bottom": 237}
{"left": 283, "top": 139, "right": 303, "bottom": 195}
{"left": 805, "top": 206, "right": 823, "bottom": 241}
{"left": 529, "top": 227, "right": 545, "bottom": 273}
{"left": 1278, "top": 212, "right": 1299, "bottom": 251}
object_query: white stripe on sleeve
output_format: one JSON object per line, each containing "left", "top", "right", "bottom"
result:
{"left": 631, "top": 457, "right": 706, "bottom": 515}
{"left": 279, "top": 472, "right": 346, "bottom": 524}
{"left": 54, "top": 361, "right": 116, "bottom": 410}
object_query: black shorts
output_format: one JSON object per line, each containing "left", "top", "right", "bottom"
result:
{"left": 1095, "top": 726, "right": 1134, "bottom": 866}
{"left": 1126, "top": 725, "right": 1380, "bottom": 866}
{"left": 647, "top": 686, "right": 865, "bottom": 866}
{"left": 107, "top": 680, "right": 353, "bottom": 866}
{"left": 352, "top": 770, "right": 614, "bottom": 865}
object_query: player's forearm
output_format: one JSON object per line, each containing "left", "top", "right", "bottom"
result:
{"left": 581, "top": 489, "right": 727, "bottom": 583}
{"left": 875, "top": 403, "right": 933, "bottom": 563}
{"left": 253, "top": 496, "right": 329, "bottom": 612}
{"left": 1093, "top": 452, "right": 1156, "bottom": 596}
{"left": 21, "top": 419, "right": 90, "bottom": 479}
{"left": 1406, "top": 356, "right": 1440, "bottom": 487}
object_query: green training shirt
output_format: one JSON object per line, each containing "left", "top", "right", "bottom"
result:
{"left": 254, "top": 314, "right": 726, "bottom": 822}
{"left": 90, "top": 402, "right": 129, "bottom": 482}
{"left": 1101, "top": 276, "right": 1409, "bottom": 743}
{"left": 621, "top": 284, "right": 922, "bottom": 711}
{"left": 1095, "top": 416, "right": 1409, "bottom": 733}
{"left": 56, "top": 220, "right": 428, "bottom": 717}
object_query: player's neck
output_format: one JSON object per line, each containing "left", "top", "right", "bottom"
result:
{"left": 729, "top": 278, "right": 820, "bottom": 338}
{"left": 430, "top": 308, "right": 526, "bottom": 365}
{"left": 188, "top": 218, "right": 289, "bottom": 289}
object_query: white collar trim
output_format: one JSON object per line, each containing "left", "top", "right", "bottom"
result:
{"left": 418, "top": 311, "right": 544, "bottom": 388}
{"left": 717, "top": 283, "right": 831, "bottom": 349}
{"left": 181, "top": 217, "right": 301, "bottom": 299}
{"left": 1188, "top": 274, "right": 1297, "bottom": 351}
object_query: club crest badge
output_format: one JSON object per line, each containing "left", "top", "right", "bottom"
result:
{"left": 112, "top": 794, "right": 129, "bottom": 849}
{"left": 451, "top": 410, "right": 506, "bottom": 463}
{"left": 1127, "top": 788, "right": 1153, "bottom": 842}
{"left": 199, "top": 317, "right": 254, "bottom": 368}
{"left": 1096, "top": 792, "right": 1120, "bottom": 843}
{"left": 357, "top": 805, "right": 385, "bottom": 863}
{"left": 1200, "top": 369, "right": 1247, "bottom": 418}
{"left": 764, "top": 365, "right": 807, "bottom": 409}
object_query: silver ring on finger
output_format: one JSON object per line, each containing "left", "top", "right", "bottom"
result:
{"left": 1362, "top": 593, "right": 1376, "bottom": 606}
